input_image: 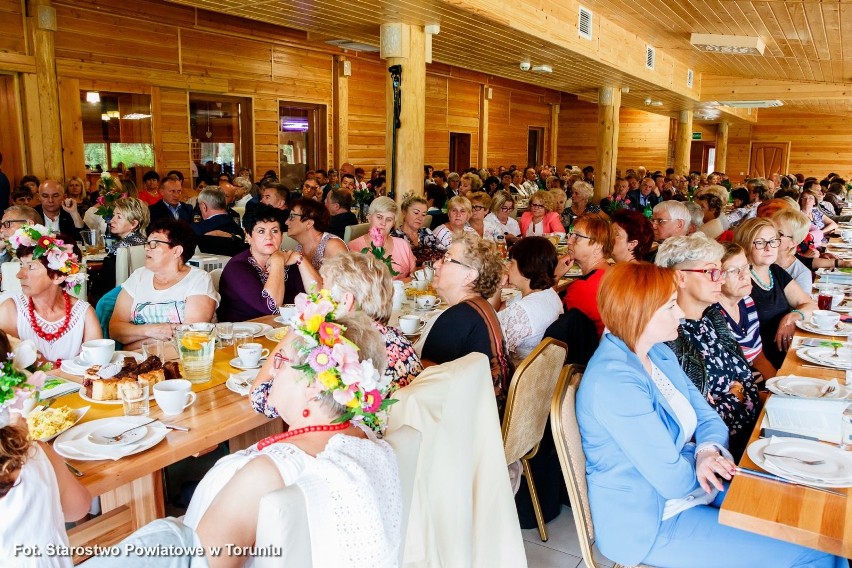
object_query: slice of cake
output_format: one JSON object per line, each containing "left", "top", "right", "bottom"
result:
{"left": 138, "top": 369, "right": 166, "bottom": 386}
{"left": 90, "top": 377, "right": 137, "bottom": 401}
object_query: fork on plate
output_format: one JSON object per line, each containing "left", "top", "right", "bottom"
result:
{"left": 98, "top": 419, "right": 157, "bottom": 442}
{"left": 763, "top": 452, "right": 826, "bottom": 466}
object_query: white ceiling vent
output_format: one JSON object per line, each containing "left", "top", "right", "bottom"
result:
{"left": 687, "top": 69, "right": 694, "bottom": 89}
{"left": 578, "top": 7, "right": 593, "bottom": 40}
{"left": 324, "top": 39, "right": 380, "bottom": 53}
{"left": 717, "top": 100, "right": 783, "bottom": 108}
{"left": 645, "top": 45, "right": 655, "bottom": 70}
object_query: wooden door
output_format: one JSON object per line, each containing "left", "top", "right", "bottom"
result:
{"left": 449, "top": 132, "right": 471, "bottom": 172}
{"left": 0, "top": 75, "right": 24, "bottom": 188}
{"left": 749, "top": 142, "right": 789, "bottom": 179}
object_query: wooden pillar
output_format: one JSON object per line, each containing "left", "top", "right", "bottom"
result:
{"left": 28, "top": 0, "right": 63, "bottom": 181}
{"left": 715, "top": 121, "right": 729, "bottom": 174}
{"left": 549, "top": 103, "right": 559, "bottom": 169}
{"left": 381, "top": 23, "right": 426, "bottom": 202}
{"left": 333, "top": 55, "right": 349, "bottom": 167}
{"left": 674, "top": 110, "right": 693, "bottom": 176}
{"left": 477, "top": 85, "right": 489, "bottom": 169}
{"left": 595, "top": 86, "right": 621, "bottom": 201}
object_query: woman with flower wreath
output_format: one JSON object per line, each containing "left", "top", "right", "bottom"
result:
{"left": 0, "top": 333, "right": 91, "bottom": 567}
{"left": 0, "top": 226, "right": 100, "bottom": 363}
{"left": 93, "top": 291, "right": 402, "bottom": 567}
{"left": 348, "top": 196, "right": 415, "bottom": 280}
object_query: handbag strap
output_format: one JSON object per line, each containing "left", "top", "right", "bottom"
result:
{"left": 464, "top": 297, "right": 511, "bottom": 390}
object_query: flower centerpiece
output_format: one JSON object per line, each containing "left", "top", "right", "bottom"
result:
{"left": 8, "top": 225, "right": 87, "bottom": 295}
{"left": 360, "top": 226, "right": 398, "bottom": 276}
{"left": 604, "top": 194, "right": 631, "bottom": 214}
{"left": 291, "top": 288, "right": 396, "bottom": 431}
{"left": 94, "top": 172, "right": 127, "bottom": 218}
{"left": 353, "top": 188, "right": 374, "bottom": 222}
{"left": 0, "top": 357, "right": 56, "bottom": 427}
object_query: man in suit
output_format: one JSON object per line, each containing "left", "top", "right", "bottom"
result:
{"left": 325, "top": 188, "right": 357, "bottom": 239}
{"left": 149, "top": 176, "right": 193, "bottom": 225}
{"left": 35, "top": 180, "right": 83, "bottom": 241}
{"left": 627, "top": 177, "right": 661, "bottom": 212}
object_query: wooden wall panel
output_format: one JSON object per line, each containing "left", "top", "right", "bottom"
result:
{"left": 748, "top": 108, "right": 852, "bottom": 179}
{"left": 154, "top": 88, "right": 190, "bottom": 179}
{"left": 692, "top": 123, "right": 717, "bottom": 142}
{"left": 725, "top": 122, "right": 753, "bottom": 183}
{"left": 0, "top": 74, "right": 24, "bottom": 187}
{"left": 254, "top": 96, "right": 279, "bottom": 177}
{"left": 424, "top": 74, "right": 449, "bottom": 169}
{"left": 557, "top": 97, "right": 597, "bottom": 168}
{"left": 0, "top": 0, "right": 25, "bottom": 55}
{"left": 347, "top": 57, "right": 386, "bottom": 170}
{"left": 58, "top": 77, "right": 85, "bottom": 183}
{"left": 447, "top": 79, "right": 480, "bottom": 167}
{"left": 487, "top": 87, "right": 551, "bottom": 168}
{"left": 618, "top": 107, "right": 671, "bottom": 173}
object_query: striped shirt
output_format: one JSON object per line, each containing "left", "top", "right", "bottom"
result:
{"left": 714, "top": 296, "right": 762, "bottom": 363}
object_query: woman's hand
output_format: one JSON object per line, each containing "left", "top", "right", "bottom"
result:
{"left": 775, "top": 312, "right": 801, "bottom": 351}
{"left": 148, "top": 323, "right": 176, "bottom": 341}
{"left": 554, "top": 253, "right": 574, "bottom": 279}
{"left": 696, "top": 450, "right": 736, "bottom": 493}
{"left": 280, "top": 250, "right": 303, "bottom": 267}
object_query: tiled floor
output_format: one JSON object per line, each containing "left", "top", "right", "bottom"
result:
{"left": 523, "top": 505, "right": 615, "bottom": 568}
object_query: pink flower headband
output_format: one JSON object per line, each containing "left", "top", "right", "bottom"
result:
{"left": 8, "top": 225, "right": 87, "bottom": 295}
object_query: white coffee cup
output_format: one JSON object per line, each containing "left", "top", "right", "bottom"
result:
{"left": 398, "top": 314, "right": 422, "bottom": 334}
{"left": 412, "top": 279, "right": 428, "bottom": 291}
{"left": 414, "top": 268, "right": 430, "bottom": 282}
{"left": 12, "top": 340, "right": 38, "bottom": 371}
{"left": 80, "top": 339, "right": 116, "bottom": 366}
{"left": 422, "top": 266, "right": 435, "bottom": 280}
{"left": 153, "top": 379, "right": 197, "bottom": 416}
{"left": 238, "top": 343, "right": 270, "bottom": 367}
{"left": 416, "top": 295, "right": 437, "bottom": 309}
{"left": 812, "top": 309, "right": 841, "bottom": 330}
{"left": 278, "top": 304, "right": 297, "bottom": 322}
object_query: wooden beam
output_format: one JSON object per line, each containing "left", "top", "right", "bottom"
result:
{"left": 701, "top": 75, "right": 852, "bottom": 102}
{"left": 333, "top": 55, "right": 349, "bottom": 167}
{"left": 674, "top": 110, "right": 693, "bottom": 176}
{"left": 716, "top": 122, "right": 729, "bottom": 174}
{"left": 595, "top": 87, "right": 620, "bottom": 201}
{"left": 29, "top": 0, "right": 64, "bottom": 181}
{"left": 549, "top": 103, "right": 559, "bottom": 169}
{"left": 478, "top": 85, "right": 489, "bottom": 168}
{"left": 0, "top": 52, "right": 36, "bottom": 73}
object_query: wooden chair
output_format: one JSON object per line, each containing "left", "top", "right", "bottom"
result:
{"left": 501, "top": 337, "right": 567, "bottom": 542}
{"left": 343, "top": 222, "right": 370, "bottom": 244}
{"left": 551, "top": 365, "right": 649, "bottom": 568}
{"left": 115, "top": 245, "right": 145, "bottom": 286}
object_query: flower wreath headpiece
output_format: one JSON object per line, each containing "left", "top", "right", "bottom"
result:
{"left": 289, "top": 288, "right": 396, "bottom": 431}
{"left": 8, "top": 225, "right": 87, "bottom": 295}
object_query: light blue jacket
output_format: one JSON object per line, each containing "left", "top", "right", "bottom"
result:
{"left": 576, "top": 334, "right": 729, "bottom": 566}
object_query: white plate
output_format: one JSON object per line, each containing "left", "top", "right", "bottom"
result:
{"left": 813, "top": 282, "right": 852, "bottom": 293}
{"left": 826, "top": 243, "right": 852, "bottom": 250}
{"left": 831, "top": 299, "right": 852, "bottom": 313}
{"left": 233, "top": 322, "right": 273, "bottom": 338}
{"left": 264, "top": 327, "right": 290, "bottom": 342}
{"left": 766, "top": 376, "right": 851, "bottom": 399}
{"left": 87, "top": 423, "right": 148, "bottom": 446}
{"left": 230, "top": 357, "right": 265, "bottom": 370}
{"left": 747, "top": 438, "right": 852, "bottom": 487}
{"left": 29, "top": 406, "right": 89, "bottom": 442}
{"left": 78, "top": 390, "right": 125, "bottom": 406}
{"left": 501, "top": 288, "right": 522, "bottom": 303}
{"left": 796, "top": 346, "right": 852, "bottom": 369}
{"left": 273, "top": 316, "right": 291, "bottom": 325}
{"left": 795, "top": 319, "right": 852, "bottom": 336}
{"left": 62, "top": 352, "right": 143, "bottom": 375}
{"left": 54, "top": 417, "right": 168, "bottom": 461}
{"left": 226, "top": 370, "right": 258, "bottom": 396}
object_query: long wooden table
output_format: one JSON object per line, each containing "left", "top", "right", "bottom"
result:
{"left": 718, "top": 315, "right": 852, "bottom": 557}
{"left": 51, "top": 316, "right": 284, "bottom": 564}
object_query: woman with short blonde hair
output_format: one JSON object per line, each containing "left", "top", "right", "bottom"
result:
{"left": 771, "top": 208, "right": 812, "bottom": 292}
{"left": 468, "top": 191, "right": 491, "bottom": 238}
{"left": 519, "top": 190, "right": 565, "bottom": 236}
{"left": 484, "top": 190, "right": 520, "bottom": 244}
{"left": 460, "top": 172, "right": 483, "bottom": 197}
{"left": 391, "top": 194, "right": 443, "bottom": 265}
{"left": 563, "top": 180, "right": 601, "bottom": 232}
{"left": 433, "top": 195, "right": 474, "bottom": 250}
{"left": 347, "top": 196, "right": 415, "bottom": 280}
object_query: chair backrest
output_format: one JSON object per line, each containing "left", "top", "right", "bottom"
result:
{"left": 502, "top": 338, "right": 567, "bottom": 464}
{"left": 1, "top": 261, "right": 21, "bottom": 293}
{"left": 115, "top": 245, "right": 146, "bottom": 286}
{"left": 280, "top": 233, "right": 299, "bottom": 251}
{"left": 423, "top": 214, "right": 432, "bottom": 229}
{"left": 232, "top": 205, "right": 246, "bottom": 225}
{"left": 551, "top": 364, "right": 600, "bottom": 567}
{"left": 209, "top": 268, "right": 223, "bottom": 293}
{"left": 343, "top": 222, "right": 370, "bottom": 244}
{"left": 544, "top": 308, "right": 599, "bottom": 366}
{"left": 382, "top": 424, "right": 422, "bottom": 567}
{"left": 255, "top": 484, "right": 312, "bottom": 567}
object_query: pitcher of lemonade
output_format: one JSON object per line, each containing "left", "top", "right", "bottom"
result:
{"left": 175, "top": 323, "right": 216, "bottom": 383}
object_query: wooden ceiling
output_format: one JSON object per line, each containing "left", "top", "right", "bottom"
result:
{"left": 164, "top": 0, "right": 850, "bottom": 120}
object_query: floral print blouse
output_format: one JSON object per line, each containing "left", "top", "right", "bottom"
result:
{"left": 390, "top": 227, "right": 444, "bottom": 265}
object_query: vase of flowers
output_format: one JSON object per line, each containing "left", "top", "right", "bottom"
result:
{"left": 354, "top": 188, "right": 374, "bottom": 222}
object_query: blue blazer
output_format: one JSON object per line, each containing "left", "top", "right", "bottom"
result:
{"left": 576, "top": 334, "right": 729, "bottom": 566}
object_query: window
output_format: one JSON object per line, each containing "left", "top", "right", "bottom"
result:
{"left": 80, "top": 91, "right": 153, "bottom": 171}
{"left": 190, "top": 94, "right": 253, "bottom": 184}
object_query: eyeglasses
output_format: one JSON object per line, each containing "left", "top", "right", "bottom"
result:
{"left": 722, "top": 264, "right": 752, "bottom": 279}
{"left": 288, "top": 212, "right": 304, "bottom": 221}
{"left": 441, "top": 252, "right": 473, "bottom": 269}
{"left": 471, "top": 205, "right": 486, "bottom": 212}
{"left": 144, "top": 239, "right": 171, "bottom": 250}
{"left": 500, "top": 206, "right": 514, "bottom": 212}
{"left": 529, "top": 203, "right": 545, "bottom": 209}
{"left": 752, "top": 238, "right": 781, "bottom": 249}
{"left": 567, "top": 231, "right": 591, "bottom": 241}
{"left": 650, "top": 218, "right": 673, "bottom": 225}
{"left": 1, "top": 219, "right": 27, "bottom": 229}
{"left": 680, "top": 268, "right": 725, "bottom": 282}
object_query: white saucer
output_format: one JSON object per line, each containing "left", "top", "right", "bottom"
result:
{"left": 226, "top": 370, "right": 259, "bottom": 396}
{"left": 230, "top": 357, "right": 265, "bottom": 370}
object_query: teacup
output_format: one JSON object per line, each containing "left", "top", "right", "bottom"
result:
{"left": 414, "top": 268, "right": 431, "bottom": 282}
{"left": 153, "top": 379, "right": 197, "bottom": 416}
{"left": 80, "top": 339, "right": 116, "bottom": 366}
{"left": 278, "top": 304, "right": 297, "bottom": 322}
{"left": 238, "top": 343, "right": 270, "bottom": 367}
{"left": 416, "top": 295, "right": 437, "bottom": 309}
{"left": 398, "top": 315, "right": 422, "bottom": 334}
{"left": 812, "top": 309, "right": 842, "bottom": 331}
{"left": 12, "top": 339, "right": 38, "bottom": 371}
{"left": 412, "top": 279, "right": 428, "bottom": 291}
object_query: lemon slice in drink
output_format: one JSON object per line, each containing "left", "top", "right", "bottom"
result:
{"left": 180, "top": 332, "right": 209, "bottom": 351}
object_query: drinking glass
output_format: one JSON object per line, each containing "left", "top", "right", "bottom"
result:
{"left": 175, "top": 323, "right": 216, "bottom": 384}
{"left": 841, "top": 403, "right": 852, "bottom": 451}
{"left": 119, "top": 379, "right": 150, "bottom": 417}
{"left": 818, "top": 293, "right": 833, "bottom": 311}
{"left": 233, "top": 331, "right": 251, "bottom": 358}
{"left": 141, "top": 339, "right": 164, "bottom": 361}
{"left": 80, "top": 229, "right": 103, "bottom": 255}
{"left": 216, "top": 322, "right": 234, "bottom": 348}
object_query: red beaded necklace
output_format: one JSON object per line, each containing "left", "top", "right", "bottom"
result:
{"left": 256, "top": 421, "right": 351, "bottom": 451}
{"left": 29, "top": 292, "right": 72, "bottom": 342}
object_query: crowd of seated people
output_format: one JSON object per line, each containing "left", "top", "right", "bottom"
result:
{"left": 0, "top": 161, "right": 851, "bottom": 567}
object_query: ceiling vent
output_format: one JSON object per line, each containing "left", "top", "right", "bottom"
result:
{"left": 578, "top": 7, "right": 593, "bottom": 40}
{"left": 690, "top": 33, "right": 766, "bottom": 55}
{"left": 531, "top": 64, "right": 553, "bottom": 74}
{"left": 645, "top": 45, "right": 655, "bottom": 70}
{"left": 324, "top": 39, "right": 380, "bottom": 53}
{"left": 687, "top": 69, "right": 694, "bottom": 89}
{"left": 717, "top": 100, "right": 783, "bottom": 108}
